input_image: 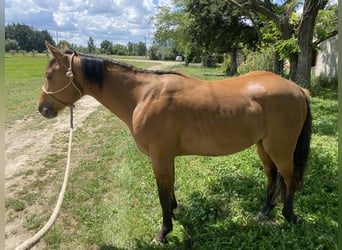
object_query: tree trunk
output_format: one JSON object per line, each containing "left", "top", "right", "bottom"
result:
{"left": 289, "top": 53, "right": 298, "bottom": 82}
{"left": 293, "top": 0, "right": 329, "bottom": 87}
{"left": 273, "top": 51, "right": 283, "bottom": 76}
{"left": 229, "top": 48, "right": 238, "bottom": 75}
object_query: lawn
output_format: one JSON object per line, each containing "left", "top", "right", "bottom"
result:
{"left": 5, "top": 57, "right": 338, "bottom": 249}
{"left": 4, "top": 54, "right": 160, "bottom": 124}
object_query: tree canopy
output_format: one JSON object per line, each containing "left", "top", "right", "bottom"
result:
{"left": 152, "top": 0, "right": 338, "bottom": 86}
{"left": 5, "top": 23, "right": 55, "bottom": 53}
{"left": 186, "top": 0, "right": 259, "bottom": 73}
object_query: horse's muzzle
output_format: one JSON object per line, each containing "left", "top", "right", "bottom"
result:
{"left": 38, "top": 103, "right": 58, "bottom": 118}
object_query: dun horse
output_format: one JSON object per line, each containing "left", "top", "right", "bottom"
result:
{"left": 38, "top": 42, "right": 311, "bottom": 243}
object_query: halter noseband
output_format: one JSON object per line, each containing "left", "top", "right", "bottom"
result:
{"left": 42, "top": 52, "right": 83, "bottom": 107}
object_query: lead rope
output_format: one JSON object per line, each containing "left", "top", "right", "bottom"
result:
{"left": 15, "top": 106, "right": 75, "bottom": 250}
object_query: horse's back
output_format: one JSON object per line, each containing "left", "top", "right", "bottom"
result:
{"left": 132, "top": 71, "right": 308, "bottom": 157}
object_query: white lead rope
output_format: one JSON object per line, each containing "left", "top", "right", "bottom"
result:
{"left": 15, "top": 106, "right": 74, "bottom": 250}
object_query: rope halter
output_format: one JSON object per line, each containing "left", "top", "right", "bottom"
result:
{"left": 42, "top": 52, "right": 83, "bottom": 107}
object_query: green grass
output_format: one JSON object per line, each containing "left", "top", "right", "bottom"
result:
{"left": 5, "top": 56, "right": 337, "bottom": 249}
{"left": 119, "top": 60, "right": 161, "bottom": 69}
{"left": 170, "top": 64, "right": 228, "bottom": 81}
{"left": 4, "top": 55, "right": 160, "bottom": 124}
{"left": 5, "top": 56, "right": 48, "bottom": 124}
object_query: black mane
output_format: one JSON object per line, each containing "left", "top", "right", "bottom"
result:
{"left": 80, "top": 55, "right": 105, "bottom": 88}
{"left": 64, "top": 50, "right": 183, "bottom": 89}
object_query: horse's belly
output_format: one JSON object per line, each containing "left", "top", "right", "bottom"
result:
{"left": 178, "top": 121, "right": 264, "bottom": 156}
{"left": 179, "top": 138, "right": 254, "bottom": 156}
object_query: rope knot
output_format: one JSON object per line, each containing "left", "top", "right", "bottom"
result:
{"left": 66, "top": 69, "right": 74, "bottom": 79}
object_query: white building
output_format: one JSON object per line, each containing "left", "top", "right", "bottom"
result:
{"left": 314, "top": 34, "right": 338, "bottom": 78}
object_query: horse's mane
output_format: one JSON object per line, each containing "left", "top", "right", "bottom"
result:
{"left": 64, "top": 50, "right": 184, "bottom": 89}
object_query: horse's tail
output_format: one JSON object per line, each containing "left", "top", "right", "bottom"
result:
{"left": 293, "top": 91, "right": 312, "bottom": 190}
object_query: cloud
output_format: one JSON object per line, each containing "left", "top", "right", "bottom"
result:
{"left": 5, "top": 0, "right": 174, "bottom": 47}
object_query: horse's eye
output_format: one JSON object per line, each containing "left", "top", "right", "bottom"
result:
{"left": 46, "top": 74, "right": 52, "bottom": 81}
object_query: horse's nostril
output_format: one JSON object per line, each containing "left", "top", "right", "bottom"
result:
{"left": 38, "top": 106, "right": 47, "bottom": 115}
{"left": 43, "top": 107, "right": 49, "bottom": 116}
{"left": 38, "top": 104, "right": 54, "bottom": 118}
{"left": 38, "top": 103, "right": 58, "bottom": 118}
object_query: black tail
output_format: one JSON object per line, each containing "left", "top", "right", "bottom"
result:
{"left": 293, "top": 97, "right": 312, "bottom": 190}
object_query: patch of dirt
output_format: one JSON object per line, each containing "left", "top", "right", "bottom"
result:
{"left": 5, "top": 96, "right": 101, "bottom": 249}
{"left": 5, "top": 62, "right": 180, "bottom": 249}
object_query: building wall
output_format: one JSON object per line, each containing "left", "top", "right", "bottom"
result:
{"left": 314, "top": 34, "right": 338, "bottom": 77}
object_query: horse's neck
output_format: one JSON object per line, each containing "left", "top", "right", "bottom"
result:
{"left": 84, "top": 70, "right": 140, "bottom": 129}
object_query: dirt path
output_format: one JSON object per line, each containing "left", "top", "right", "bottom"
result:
{"left": 5, "top": 61, "right": 180, "bottom": 249}
{"left": 5, "top": 96, "right": 101, "bottom": 249}
{"left": 5, "top": 96, "right": 100, "bottom": 184}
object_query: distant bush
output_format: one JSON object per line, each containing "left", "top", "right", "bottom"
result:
{"left": 310, "top": 75, "right": 338, "bottom": 99}
{"left": 31, "top": 50, "right": 38, "bottom": 57}
{"left": 202, "top": 54, "right": 216, "bottom": 67}
{"left": 149, "top": 44, "right": 176, "bottom": 61}
{"left": 220, "top": 56, "right": 231, "bottom": 75}
{"left": 19, "top": 50, "right": 27, "bottom": 56}
{"left": 238, "top": 47, "right": 275, "bottom": 75}
{"left": 314, "top": 75, "right": 337, "bottom": 90}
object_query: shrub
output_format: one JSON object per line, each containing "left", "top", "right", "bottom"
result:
{"left": 157, "top": 46, "right": 175, "bottom": 60}
{"left": 310, "top": 75, "right": 338, "bottom": 99}
{"left": 238, "top": 47, "right": 275, "bottom": 74}
{"left": 315, "top": 75, "right": 337, "bottom": 90}
{"left": 220, "top": 56, "right": 231, "bottom": 75}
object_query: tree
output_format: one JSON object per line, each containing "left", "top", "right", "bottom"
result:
{"left": 112, "top": 44, "right": 128, "bottom": 55}
{"left": 228, "top": 0, "right": 333, "bottom": 87}
{"left": 5, "top": 38, "right": 19, "bottom": 52}
{"left": 149, "top": 43, "right": 160, "bottom": 60}
{"left": 152, "top": 0, "right": 259, "bottom": 71}
{"left": 100, "top": 40, "right": 113, "bottom": 54}
{"left": 127, "top": 42, "right": 134, "bottom": 55}
{"left": 135, "top": 42, "right": 147, "bottom": 56}
{"left": 186, "top": 0, "right": 259, "bottom": 74}
{"left": 87, "top": 36, "right": 96, "bottom": 54}
{"left": 5, "top": 23, "right": 54, "bottom": 52}
{"left": 150, "top": 4, "right": 189, "bottom": 59}
{"left": 313, "top": 4, "right": 338, "bottom": 47}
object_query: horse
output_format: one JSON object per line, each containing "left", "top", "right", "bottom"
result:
{"left": 38, "top": 41, "right": 312, "bottom": 243}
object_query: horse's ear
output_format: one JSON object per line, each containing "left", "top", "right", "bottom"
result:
{"left": 45, "top": 41, "right": 63, "bottom": 60}
{"left": 60, "top": 42, "right": 70, "bottom": 51}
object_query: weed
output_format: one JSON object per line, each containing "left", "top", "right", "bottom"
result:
{"left": 24, "top": 215, "right": 42, "bottom": 230}
{"left": 6, "top": 198, "right": 25, "bottom": 212}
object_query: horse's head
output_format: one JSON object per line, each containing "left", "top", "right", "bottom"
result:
{"left": 38, "top": 41, "right": 83, "bottom": 118}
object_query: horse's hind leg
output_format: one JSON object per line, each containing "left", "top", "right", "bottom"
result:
{"left": 256, "top": 142, "right": 278, "bottom": 219}
{"left": 276, "top": 162, "right": 302, "bottom": 224}
{"left": 267, "top": 151, "right": 302, "bottom": 224}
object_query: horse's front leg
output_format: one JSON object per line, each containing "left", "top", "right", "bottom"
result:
{"left": 151, "top": 155, "right": 176, "bottom": 243}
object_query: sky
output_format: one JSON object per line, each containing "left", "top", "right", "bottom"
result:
{"left": 5, "top": 0, "right": 174, "bottom": 47}
{"left": 5, "top": 0, "right": 337, "bottom": 48}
